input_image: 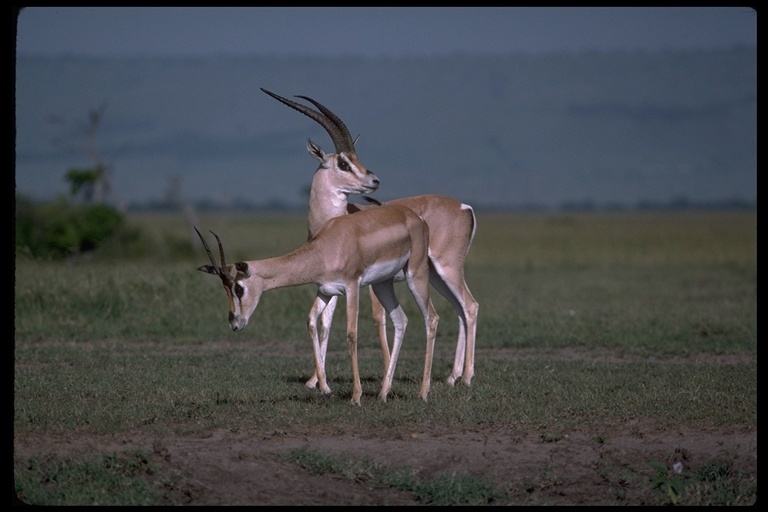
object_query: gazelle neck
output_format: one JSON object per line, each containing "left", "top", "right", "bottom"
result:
{"left": 249, "top": 245, "right": 327, "bottom": 292}
{"left": 307, "top": 168, "right": 351, "bottom": 239}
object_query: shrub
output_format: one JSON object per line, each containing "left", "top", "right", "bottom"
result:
{"left": 15, "top": 194, "right": 124, "bottom": 260}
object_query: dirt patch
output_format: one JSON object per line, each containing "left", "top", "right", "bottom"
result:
{"left": 13, "top": 347, "right": 756, "bottom": 505}
{"left": 14, "top": 423, "right": 756, "bottom": 505}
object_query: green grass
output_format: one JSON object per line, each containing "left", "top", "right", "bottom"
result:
{"left": 13, "top": 450, "right": 167, "bottom": 506}
{"left": 14, "top": 209, "right": 757, "bottom": 505}
{"left": 14, "top": 338, "right": 755, "bottom": 434}
{"left": 285, "top": 447, "right": 506, "bottom": 505}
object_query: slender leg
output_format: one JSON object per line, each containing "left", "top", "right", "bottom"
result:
{"left": 461, "top": 287, "right": 479, "bottom": 386}
{"left": 344, "top": 285, "right": 363, "bottom": 406}
{"left": 307, "top": 294, "right": 333, "bottom": 396}
{"left": 406, "top": 272, "right": 440, "bottom": 403}
{"left": 368, "top": 285, "right": 392, "bottom": 373}
{"left": 370, "top": 280, "right": 405, "bottom": 402}
{"left": 428, "top": 270, "right": 478, "bottom": 387}
{"left": 306, "top": 295, "right": 337, "bottom": 388}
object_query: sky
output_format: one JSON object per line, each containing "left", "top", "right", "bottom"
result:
{"left": 15, "top": 6, "right": 757, "bottom": 58}
{"left": 13, "top": 6, "right": 757, "bottom": 209}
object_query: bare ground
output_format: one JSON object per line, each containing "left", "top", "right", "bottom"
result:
{"left": 13, "top": 417, "right": 757, "bottom": 505}
{"left": 13, "top": 350, "right": 757, "bottom": 505}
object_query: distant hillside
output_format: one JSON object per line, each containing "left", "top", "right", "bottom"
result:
{"left": 15, "top": 47, "right": 756, "bottom": 210}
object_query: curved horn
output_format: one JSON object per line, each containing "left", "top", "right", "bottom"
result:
{"left": 195, "top": 227, "right": 231, "bottom": 284}
{"left": 195, "top": 226, "right": 219, "bottom": 269}
{"left": 294, "top": 95, "right": 355, "bottom": 151}
{"left": 261, "top": 88, "right": 356, "bottom": 154}
{"left": 210, "top": 230, "right": 227, "bottom": 269}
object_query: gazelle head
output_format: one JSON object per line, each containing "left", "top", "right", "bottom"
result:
{"left": 261, "top": 88, "right": 380, "bottom": 195}
{"left": 195, "top": 227, "right": 260, "bottom": 332}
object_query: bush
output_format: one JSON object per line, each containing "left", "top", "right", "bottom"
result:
{"left": 15, "top": 194, "right": 124, "bottom": 260}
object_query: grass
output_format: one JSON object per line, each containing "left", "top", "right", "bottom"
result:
{"left": 14, "top": 450, "right": 166, "bottom": 506}
{"left": 13, "top": 209, "right": 757, "bottom": 505}
{"left": 14, "top": 339, "right": 755, "bottom": 434}
{"left": 285, "top": 447, "right": 506, "bottom": 505}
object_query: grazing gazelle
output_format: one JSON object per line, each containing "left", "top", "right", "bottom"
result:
{"left": 195, "top": 203, "right": 440, "bottom": 406}
{"left": 261, "top": 88, "right": 478, "bottom": 387}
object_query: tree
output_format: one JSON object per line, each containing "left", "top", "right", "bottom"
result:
{"left": 65, "top": 166, "right": 101, "bottom": 202}
{"left": 51, "top": 101, "right": 127, "bottom": 207}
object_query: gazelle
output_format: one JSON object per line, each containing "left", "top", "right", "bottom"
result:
{"left": 195, "top": 203, "right": 440, "bottom": 406}
{"left": 261, "top": 88, "right": 479, "bottom": 387}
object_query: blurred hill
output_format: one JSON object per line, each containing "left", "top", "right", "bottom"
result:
{"left": 15, "top": 46, "right": 755, "bottom": 211}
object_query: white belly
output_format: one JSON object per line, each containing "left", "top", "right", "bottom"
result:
{"left": 359, "top": 253, "right": 409, "bottom": 287}
{"left": 318, "top": 281, "right": 347, "bottom": 296}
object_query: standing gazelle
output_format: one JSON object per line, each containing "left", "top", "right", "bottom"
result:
{"left": 195, "top": 203, "right": 439, "bottom": 406}
{"left": 261, "top": 88, "right": 478, "bottom": 387}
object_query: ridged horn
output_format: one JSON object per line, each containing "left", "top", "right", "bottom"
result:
{"left": 261, "top": 87, "right": 356, "bottom": 154}
{"left": 195, "top": 227, "right": 231, "bottom": 284}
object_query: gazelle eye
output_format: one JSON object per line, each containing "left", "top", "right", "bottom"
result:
{"left": 337, "top": 157, "right": 350, "bottom": 171}
{"left": 234, "top": 283, "right": 245, "bottom": 299}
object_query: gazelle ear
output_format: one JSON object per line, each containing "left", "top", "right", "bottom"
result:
{"left": 235, "top": 261, "right": 251, "bottom": 278}
{"left": 307, "top": 138, "right": 326, "bottom": 163}
{"left": 197, "top": 264, "right": 217, "bottom": 274}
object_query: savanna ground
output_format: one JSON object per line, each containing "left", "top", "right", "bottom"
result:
{"left": 13, "top": 211, "right": 757, "bottom": 505}
{"left": 13, "top": 346, "right": 756, "bottom": 506}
